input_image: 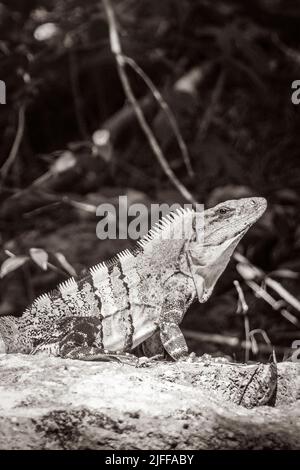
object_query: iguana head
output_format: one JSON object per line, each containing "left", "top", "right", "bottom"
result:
{"left": 202, "top": 197, "right": 267, "bottom": 246}
{"left": 188, "top": 197, "right": 267, "bottom": 302}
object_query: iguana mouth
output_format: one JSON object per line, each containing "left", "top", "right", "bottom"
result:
{"left": 203, "top": 223, "right": 249, "bottom": 247}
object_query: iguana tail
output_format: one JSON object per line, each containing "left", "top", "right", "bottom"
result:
{"left": 0, "top": 315, "right": 31, "bottom": 353}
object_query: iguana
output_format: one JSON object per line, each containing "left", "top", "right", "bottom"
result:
{"left": 0, "top": 197, "right": 267, "bottom": 362}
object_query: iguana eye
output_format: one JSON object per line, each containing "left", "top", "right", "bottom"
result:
{"left": 219, "top": 207, "right": 228, "bottom": 215}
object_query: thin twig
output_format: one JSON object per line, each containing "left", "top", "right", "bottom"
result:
{"left": 234, "top": 280, "right": 248, "bottom": 314}
{"left": 183, "top": 329, "right": 291, "bottom": 356}
{"left": 199, "top": 70, "right": 225, "bottom": 138}
{"left": 272, "top": 33, "right": 300, "bottom": 67}
{"left": 238, "top": 364, "right": 260, "bottom": 406}
{"left": 46, "top": 262, "right": 71, "bottom": 278}
{"left": 102, "top": 0, "right": 195, "bottom": 204}
{"left": 123, "top": 56, "right": 194, "bottom": 178}
{"left": 249, "top": 329, "right": 272, "bottom": 356}
{"left": 234, "top": 280, "right": 250, "bottom": 362}
{"left": 235, "top": 252, "right": 300, "bottom": 323}
{"left": 243, "top": 315, "right": 251, "bottom": 362}
{"left": 69, "top": 50, "right": 89, "bottom": 139}
{"left": 4, "top": 251, "right": 70, "bottom": 279}
{"left": 246, "top": 280, "right": 299, "bottom": 325}
{"left": 265, "top": 277, "right": 300, "bottom": 312}
{"left": 0, "top": 104, "right": 26, "bottom": 178}
{"left": 174, "top": 65, "right": 208, "bottom": 94}
{"left": 229, "top": 57, "right": 268, "bottom": 97}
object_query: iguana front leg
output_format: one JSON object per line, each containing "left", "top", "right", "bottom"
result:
{"left": 158, "top": 278, "right": 193, "bottom": 361}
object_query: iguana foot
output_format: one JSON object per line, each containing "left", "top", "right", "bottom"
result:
{"left": 197, "top": 353, "right": 231, "bottom": 364}
{"left": 136, "top": 354, "right": 165, "bottom": 368}
{"left": 63, "top": 346, "right": 139, "bottom": 364}
{"left": 177, "top": 351, "right": 197, "bottom": 362}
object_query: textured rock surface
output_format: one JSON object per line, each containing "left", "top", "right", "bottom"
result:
{"left": 0, "top": 354, "right": 299, "bottom": 449}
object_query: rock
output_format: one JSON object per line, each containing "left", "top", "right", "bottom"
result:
{"left": 0, "top": 354, "right": 299, "bottom": 449}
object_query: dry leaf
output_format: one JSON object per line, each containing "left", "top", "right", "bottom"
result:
{"left": 0, "top": 256, "right": 29, "bottom": 278}
{"left": 55, "top": 252, "right": 77, "bottom": 277}
{"left": 50, "top": 151, "right": 76, "bottom": 175}
{"left": 29, "top": 248, "right": 48, "bottom": 271}
{"left": 236, "top": 262, "right": 258, "bottom": 281}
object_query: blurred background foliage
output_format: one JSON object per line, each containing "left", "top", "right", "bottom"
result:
{"left": 0, "top": 0, "right": 300, "bottom": 361}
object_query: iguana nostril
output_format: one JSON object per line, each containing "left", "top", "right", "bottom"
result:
{"left": 250, "top": 199, "right": 256, "bottom": 206}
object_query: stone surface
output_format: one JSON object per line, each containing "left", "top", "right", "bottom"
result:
{"left": 0, "top": 354, "right": 299, "bottom": 449}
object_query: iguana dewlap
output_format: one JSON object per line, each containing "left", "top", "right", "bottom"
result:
{"left": 0, "top": 197, "right": 266, "bottom": 361}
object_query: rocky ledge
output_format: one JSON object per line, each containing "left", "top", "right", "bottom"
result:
{"left": 0, "top": 354, "right": 299, "bottom": 449}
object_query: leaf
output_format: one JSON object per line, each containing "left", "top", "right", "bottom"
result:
{"left": 250, "top": 336, "right": 258, "bottom": 355}
{"left": 29, "top": 248, "right": 48, "bottom": 271}
{"left": 236, "top": 262, "right": 258, "bottom": 281}
{"left": 50, "top": 151, "right": 76, "bottom": 175}
{"left": 4, "top": 250, "right": 15, "bottom": 257}
{"left": 269, "top": 269, "right": 299, "bottom": 279}
{"left": 0, "top": 256, "right": 29, "bottom": 278}
{"left": 92, "top": 129, "right": 110, "bottom": 147}
{"left": 34, "top": 23, "right": 60, "bottom": 41}
{"left": 92, "top": 129, "right": 112, "bottom": 162}
{"left": 63, "top": 198, "right": 96, "bottom": 214}
{"left": 55, "top": 252, "right": 77, "bottom": 277}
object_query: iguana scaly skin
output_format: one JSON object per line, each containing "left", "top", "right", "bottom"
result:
{"left": 0, "top": 197, "right": 267, "bottom": 361}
